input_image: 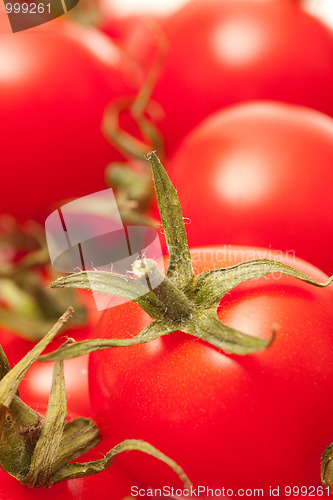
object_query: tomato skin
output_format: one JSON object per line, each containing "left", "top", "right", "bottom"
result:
{"left": 0, "top": 13, "right": 139, "bottom": 221}
{"left": 88, "top": 246, "right": 333, "bottom": 493}
{"left": 168, "top": 101, "right": 333, "bottom": 276}
{"left": 152, "top": 0, "right": 333, "bottom": 152}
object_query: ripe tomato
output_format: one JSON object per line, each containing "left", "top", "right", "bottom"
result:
{"left": 152, "top": 0, "right": 333, "bottom": 152}
{"left": 168, "top": 101, "right": 333, "bottom": 276}
{"left": 88, "top": 246, "right": 333, "bottom": 493}
{"left": 0, "top": 12, "right": 139, "bottom": 221}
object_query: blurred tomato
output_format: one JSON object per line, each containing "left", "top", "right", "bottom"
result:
{"left": 168, "top": 101, "right": 333, "bottom": 275}
{"left": 152, "top": 0, "right": 333, "bottom": 153}
{"left": 0, "top": 12, "right": 140, "bottom": 221}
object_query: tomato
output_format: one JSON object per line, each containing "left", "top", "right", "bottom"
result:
{"left": 0, "top": 12, "right": 139, "bottom": 221}
{"left": 88, "top": 246, "right": 333, "bottom": 493}
{"left": 168, "top": 101, "right": 333, "bottom": 276}
{"left": 151, "top": 0, "right": 333, "bottom": 153}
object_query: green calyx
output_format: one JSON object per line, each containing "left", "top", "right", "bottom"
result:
{"left": 0, "top": 309, "right": 191, "bottom": 490}
{"left": 321, "top": 443, "right": 333, "bottom": 493}
{"left": 39, "top": 152, "right": 333, "bottom": 363}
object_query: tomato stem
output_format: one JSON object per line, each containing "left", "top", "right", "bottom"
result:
{"left": 133, "top": 258, "right": 193, "bottom": 323}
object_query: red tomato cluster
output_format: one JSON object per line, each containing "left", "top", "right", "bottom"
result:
{"left": 1, "top": 0, "right": 333, "bottom": 498}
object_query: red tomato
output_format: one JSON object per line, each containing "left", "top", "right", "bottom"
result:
{"left": 88, "top": 246, "right": 333, "bottom": 493}
{"left": 152, "top": 0, "right": 333, "bottom": 153}
{"left": 168, "top": 101, "right": 333, "bottom": 276}
{"left": 0, "top": 12, "right": 139, "bottom": 221}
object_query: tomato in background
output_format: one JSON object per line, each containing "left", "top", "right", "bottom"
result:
{"left": 0, "top": 12, "right": 140, "bottom": 221}
{"left": 168, "top": 101, "right": 333, "bottom": 276}
{"left": 151, "top": 0, "right": 333, "bottom": 153}
{"left": 88, "top": 246, "right": 333, "bottom": 493}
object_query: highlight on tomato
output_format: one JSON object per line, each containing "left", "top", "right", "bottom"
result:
{"left": 151, "top": 0, "right": 333, "bottom": 152}
{"left": 168, "top": 101, "right": 333, "bottom": 276}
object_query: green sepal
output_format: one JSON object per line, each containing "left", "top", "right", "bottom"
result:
{"left": 53, "top": 418, "right": 101, "bottom": 473}
{"left": 0, "top": 396, "right": 42, "bottom": 480}
{"left": 0, "top": 345, "right": 11, "bottom": 380}
{"left": 321, "top": 443, "right": 333, "bottom": 492}
{"left": 194, "top": 259, "right": 333, "bottom": 308}
{"left": 147, "top": 152, "right": 194, "bottom": 290}
{"left": 39, "top": 320, "right": 178, "bottom": 362}
{"left": 21, "top": 360, "right": 67, "bottom": 488}
{"left": 0, "top": 308, "right": 74, "bottom": 410}
{"left": 50, "top": 271, "right": 165, "bottom": 320}
{"left": 50, "top": 439, "right": 191, "bottom": 490}
{"left": 183, "top": 310, "right": 275, "bottom": 355}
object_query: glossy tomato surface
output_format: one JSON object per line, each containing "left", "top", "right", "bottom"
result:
{"left": 152, "top": 0, "right": 333, "bottom": 152}
{"left": 168, "top": 102, "right": 333, "bottom": 275}
{"left": 0, "top": 12, "right": 139, "bottom": 221}
{"left": 89, "top": 246, "right": 333, "bottom": 494}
